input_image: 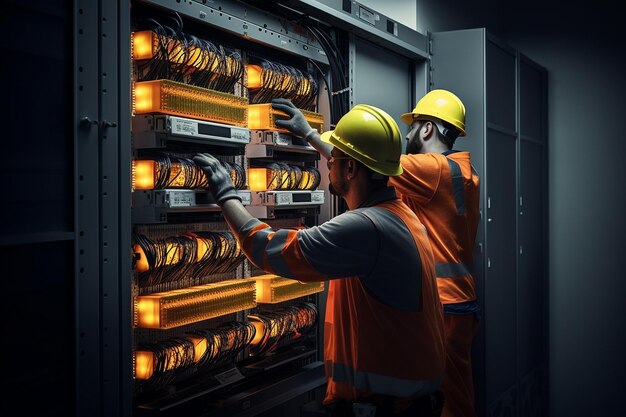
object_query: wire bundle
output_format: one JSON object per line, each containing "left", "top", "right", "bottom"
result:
{"left": 191, "top": 321, "right": 256, "bottom": 368}
{"left": 133, "top": 230, "right": 244, "bottom": 286}
{"left": 250, "top": 163, "right": 320, "bottom": 191}
{"left": 133, "top": 18, "right": 244, "bottom": 93}
{"left": 190, "top": 231, "right": 245, "bottom": 279}
{"left": 247, "top": 59, "right": 318, "bottom": 110}
{"left": 134, "top": 321, "right": 255, "bottom": 385}
{"left": 134, "top": 153, "right": 246, "bottom": 191}
{"left": 301, "top": 23, "right": 349, "bottom": 125}
{"left": 248, "top": 302, "right": 318, "bottom": 356}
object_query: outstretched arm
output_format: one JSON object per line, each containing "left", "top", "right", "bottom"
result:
{"left": 271, "top": 98, "right": 332, "bottom": 159}
{"left": 192, "top": 153, "right": 253, "bottom": 233}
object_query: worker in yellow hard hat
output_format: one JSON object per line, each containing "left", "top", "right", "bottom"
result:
{"left": 272, "top": 90, "right": 480, "bottom": 417}
{"left": 194, "top": 103, "right": 445, "bottom": 416}
{"left": 392, "top": 89, "right": 480, "bottom": 417}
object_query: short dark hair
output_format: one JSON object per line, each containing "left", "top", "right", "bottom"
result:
{"left": 436, "top": 120, "right": 459, "bottom": 149}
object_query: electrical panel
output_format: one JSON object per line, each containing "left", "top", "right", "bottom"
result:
{"left": 128, "top": 1, "right": 335, "bottom": 415}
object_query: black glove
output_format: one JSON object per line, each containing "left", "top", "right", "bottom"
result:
{"left": 192, "top": 153, "right": 242, "bottom": 206}
{"left": 271, "top": 98, "right": 317, "bottom": 141}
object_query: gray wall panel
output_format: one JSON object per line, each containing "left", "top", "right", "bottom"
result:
{"left": 351, "top": 37, "right": 413, "bottom": 140}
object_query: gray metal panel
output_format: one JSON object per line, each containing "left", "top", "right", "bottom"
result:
{"left": 431, "top": 29, "right": 486, "bottom": 186}
{"left": 117, "top": 2, "right": 134, "bottom": 415}
{"left": 100, "top": 1, "right": 133, "bottom": 416}
{"left": 519, "top": 141, "right": 544, "bottom": 376}
{"left": 100, "top": 1, "right": 120, "bottom": 414}
{"left": 350, "top": 36, "right": 413, "bottom": 141}
{"left": 76, "top": 0, "right": 103, "bottom": 416}
{"left": 140, "top": 0, "right": 329, "bottom": 64}
{"left": 520, "top": 58, "right": 545, "bottom": 142}
{"left": 487, "top": 40, "right": 517, "bottom": 132}
{"left": 485, "top": 129, "right": 518, "bottom": 404}
{"left": 279, "top": 0, "right": 429, "bottom": 59}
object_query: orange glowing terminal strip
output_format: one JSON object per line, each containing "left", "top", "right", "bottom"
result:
{"left": 135, "top": 279, "right": 256, "bottom": 329}
{"left": 133, "top": 80, "right": 248, "bottom": 126}
{"left": 247, "top": 168, "right": 273, "bottom": 191}
{"left": 247, "top": 103, "right": 323, "bottom": 133}
{"left": 251, "top": 274, "right": 325, "bottom": 304}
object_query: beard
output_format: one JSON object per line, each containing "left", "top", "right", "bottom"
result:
{"left": 328, "top": 176, "right": 348, "bottom": 197}
{"left": 406, "top": 137, "right": 423, "bottom": 154}
{"left": 328, "top": 181, "right": 340, "bottom": 196}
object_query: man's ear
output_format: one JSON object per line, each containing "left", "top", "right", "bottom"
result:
{"left": 423, "top": 121, "right": 434, "bottom": 140}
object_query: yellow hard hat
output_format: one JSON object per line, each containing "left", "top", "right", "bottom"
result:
{"left": 400, "top": 89, "right": 466, "bottom": 136}
{"left": 320, "top": 104, "right": 403, "bottom": 176}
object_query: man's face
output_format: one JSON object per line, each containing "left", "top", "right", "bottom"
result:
{"left": 327, "top": 148, "right": 351, "bottom": 197}
{"left": 405, "top": 120, "right": 424, "bottom": 155}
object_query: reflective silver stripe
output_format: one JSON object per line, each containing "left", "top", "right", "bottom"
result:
{"left": 446, "top": 158, "right": 466, "bottom": 215}
{"left": 331, "top": 362, "right": 442, "bottom": 397}
{"left": 435, "top": 262, "right": 471, "bottom": 278}
{"left": 266, "top": 229, "right": 293, "bottom": 277}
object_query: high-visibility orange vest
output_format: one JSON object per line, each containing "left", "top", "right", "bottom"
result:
{"left": 391, "top": 151, "right": 480, "bottom": 304}
{"left": 236, "top": 188, "right": 445, "bottom": 404}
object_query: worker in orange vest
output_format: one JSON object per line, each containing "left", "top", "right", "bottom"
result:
{"left": 194, "top": 104, "right": 445, "bottom": 416}
{"left": 272, "top": 90, "right": 480, "bottom": 417}
{"left": 392, "top": 90, "right": 480, "bottom": 417}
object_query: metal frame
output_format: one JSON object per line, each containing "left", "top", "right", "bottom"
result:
{"left": 138, "top": 0, "right": 330, "bottom": 64}
{"left": 76, "top": 1, "right": 133, "bottom": 416}
{"left": 72, "top": 0, "right": 434, "bottom": 415}
{"left": 275, "top": 0, "right": 428, "bottom": 60}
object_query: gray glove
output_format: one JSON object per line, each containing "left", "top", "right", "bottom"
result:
{"left": 192, "top": 153, "right": 242, "bottom": 206}
{"left": 271, "top": 98, "right": 317, "bottom": 141}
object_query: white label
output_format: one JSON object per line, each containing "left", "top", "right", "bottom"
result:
{"left": 358, "top": 6, "right": 377, "bottom": 25}
{"left": 214, "top": 367, "right": 244, "bottom": 385}
{"left": 171, "top": 119, "right": 197, "bottom": 136}
{"left": 166, "top": 191, "right": 195, "bottom": 207}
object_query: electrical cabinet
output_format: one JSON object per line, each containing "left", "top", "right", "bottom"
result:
{"left": 9, "top": 2, "right": 558, "bottom": 417}
{"left": 431, "top": 28, "right": 548, "bottom": 417}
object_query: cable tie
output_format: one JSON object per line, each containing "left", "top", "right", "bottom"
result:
{"left": 330, "top": 86, "right": 350, "bottom": 96}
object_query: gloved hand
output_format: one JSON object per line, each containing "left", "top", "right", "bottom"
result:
{"left": 192, "top": 153, "right": 242, "bottom": 206}
{"left": 271, "top": 98, "right": 317, "bottom": 141}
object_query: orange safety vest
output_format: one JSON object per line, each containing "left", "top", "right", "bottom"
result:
{"left": 236, "top": 188, "right": 445, "bottom": 404}
{"left": 391, "top": 151, "right": 480, "bottom": 304}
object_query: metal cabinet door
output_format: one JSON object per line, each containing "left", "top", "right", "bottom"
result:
{"left": 485, "top": 130, "right": 518, "bottom": 406}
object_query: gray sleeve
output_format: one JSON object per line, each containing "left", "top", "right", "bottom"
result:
{"left": 297, "top": 210, "right": 379, "bottom": 279}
